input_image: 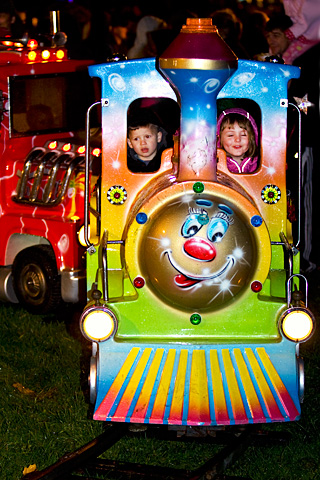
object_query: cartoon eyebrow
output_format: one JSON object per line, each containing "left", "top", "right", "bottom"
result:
{"left": 213, "top": 211, "right": 234, "bottom": 225}
{"left": 188, "top": 207, "right": 207, "bottom": 216}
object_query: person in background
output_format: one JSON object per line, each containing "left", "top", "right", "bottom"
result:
{"left": 281, "top": 0, "right": 320, "bottom": 65}
{"left": 127, "top": 15, "right": 168, "bottom": 59}
{"left": 0, "top": 0, "right": 24, "bottom": 37}
{"left": 240, "top": 9, "right": 270, "bottom": 59}
{"left": 104, "top": 10, "right": 133, "bottom": 59}
{"left": 210, "top": 8, "right": 250, "bottom": 59}
{"left": 264, "top": 14, "right": 293, "bottom": 59}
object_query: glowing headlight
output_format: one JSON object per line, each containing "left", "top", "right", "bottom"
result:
{"left": 78, "top": 224, "right": 90, "bottom": 247}
{"left": 80, "top": 307, "right": 117, "bottom": 342}
{"left": 280, "top": 308, "right": 315, "bottom": 342}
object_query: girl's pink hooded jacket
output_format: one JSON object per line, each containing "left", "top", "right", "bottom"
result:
{"left": 217, "top": 108, "right": 259, "bottom": 174}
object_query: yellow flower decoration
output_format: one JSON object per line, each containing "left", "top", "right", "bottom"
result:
{"left": 107, "top": 185, "right": 127, "bottom": 204}
{"left": 261, "top": 184, "right": 281, "bottom": 204}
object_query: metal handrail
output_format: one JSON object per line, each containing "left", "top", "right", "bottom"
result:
{"left": 287, "top": 273, "right": 309, "bottom": 308}
{"left": 84, "top": 101, "right": 101, "bottom": 254}
{"left": 288, "top": 102, "right": 301, "bottom": 249}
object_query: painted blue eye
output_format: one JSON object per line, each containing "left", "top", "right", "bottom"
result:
{"left": 181, "top": 214, "right": 203, "bottom": 238}
{"left": 207, "top": 218, "right": 229, "bottom": 242}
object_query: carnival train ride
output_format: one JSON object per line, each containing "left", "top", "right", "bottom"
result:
{"left": 79, "top": 18, "right": 315, "bottom": 430}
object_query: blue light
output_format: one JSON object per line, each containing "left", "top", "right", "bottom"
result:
{"left": 251, "top": 215, "right": 263, "bottom": 227}
{"left": 136, "top": 212, "right": 148, "bottom": 224}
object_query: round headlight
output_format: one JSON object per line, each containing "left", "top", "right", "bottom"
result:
{"left": 280, "top": 308, "right": 315, "bottom": 342}
{"left": 81, "top": 307, "right": 117, "bottom": 342}
{"left": 78, "top": 224, "right": 87, "bottom": 247}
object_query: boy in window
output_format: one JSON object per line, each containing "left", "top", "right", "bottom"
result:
{"left": 127, "top": 115, "right": 167, "bottom": 173}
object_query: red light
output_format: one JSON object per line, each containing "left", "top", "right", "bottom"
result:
{"left": 48, "top": 141, "right": 58, "bottom": 150}
{"left": 27, "top": 39, "right": 38, "bottom": 49}
{"left": 133, "top": 276, "right": 145, "bottom": 288}
{"left": 62, "top": 143, "right": 72, "bottom": 152}
{"left": 251, "top": 281, "right": 262, "bottom": 292}
{"left": 77, "top": 146, "right": 86, "bottom": 154}
{"left": 92, "top": 148, "right": 101, "bottom": 157}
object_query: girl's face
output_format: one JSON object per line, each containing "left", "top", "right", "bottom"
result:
{"left": 220, "top": 122, "right": 249, "bottom": 163}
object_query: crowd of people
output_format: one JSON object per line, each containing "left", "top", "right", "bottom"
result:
{"left": 0, "top": 0, "right": 319, "bottom": 271}
{"left": 0, "top": 0, "right": 319, "bottom": 66}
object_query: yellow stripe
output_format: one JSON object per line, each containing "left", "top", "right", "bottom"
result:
{"left": 188, "top": 350, "right": 210, "bottom": 423}
{"left": 256, "top": 347, "right": 299, "bottom": 418}
{"left": 234, "top": 348, "right": 265, "bottom": 420}
{"left": 131, "top": 349, "right": 164, "bottom": 420}
{"left": 94, "top": 347, "right": 140, "bottom": 419}
{"left": 209, "top": 350, "right": 228, "bottom": 422}
{"left": 256, "top": 347, "right": 287, "bottom": 390}
{"left": 169, "top": 349, "right": 188, "bottom": 422}
{"left": 113, "top": 348, "right": 152, "bottom": 418}
{"left": 245, "top": 348, "right": 281, "bottom": 418}
{"left": 150, "top": 349, "right": 176, "bottom": 421}
{"left": 222, "top": 349, "right": 246, "bottom": 421}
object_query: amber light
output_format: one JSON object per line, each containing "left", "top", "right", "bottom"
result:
{"left": 41, "top": 49, "right": 50, "bottom": 60}
{"left": 56, "top": 49, "right": 65, "bottom": 60}
{"left": 77, "top": 145, "right": 86, "bottom": 154}
{"left": 92, "top": 148, "right": 101, "bottom": 157}
{"left": 48, "top": 141, "right": 58, "bottom": 150}
{"left": 62, "top": 143, "right": 72, "bottom": 152}
{"left": 27, "top": 50, "right": 37, "bottom": 62}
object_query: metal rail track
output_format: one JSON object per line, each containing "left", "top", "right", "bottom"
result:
{"left": 22, "top": 424, "right": 290, "bottom": 480}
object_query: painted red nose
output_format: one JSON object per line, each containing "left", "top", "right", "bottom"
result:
{"left": 184, "top": 237, "right": 216, "bottom": 261}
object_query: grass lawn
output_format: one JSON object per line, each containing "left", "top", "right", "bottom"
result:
{"left": 0, "top": 282, "right": 319, "bottom": 480}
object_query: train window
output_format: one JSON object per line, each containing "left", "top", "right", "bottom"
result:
{"left": 127, "top": 97, "right": 180, "bottom": 173}
{"left": 217, "top": 99, "right": 261, "bottom": 174}
{"left": 9, "top": 71, "right": 100, "bottom": 138}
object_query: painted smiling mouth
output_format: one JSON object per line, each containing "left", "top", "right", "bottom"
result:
{"left": 163, "top": 250, "right": 235, "bottom": 288}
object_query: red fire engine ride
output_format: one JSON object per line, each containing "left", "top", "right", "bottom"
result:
{"left": 0, "top": 12, "right": 100, "bottom": 314}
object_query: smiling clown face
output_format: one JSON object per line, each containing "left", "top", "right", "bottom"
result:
{"left": 139, "top": 195, "right": 257, "bottom": 312}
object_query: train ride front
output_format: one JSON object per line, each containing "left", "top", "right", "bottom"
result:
{"left": 80, "top": 18, "right": 315, "bottom": 428}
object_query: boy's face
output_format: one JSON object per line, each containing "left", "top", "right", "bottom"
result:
{"left": 128, "top": 126, "right": 162, "bottom": 161}
{"left": 265, "top": 28, "right": 291, "bottom": 55}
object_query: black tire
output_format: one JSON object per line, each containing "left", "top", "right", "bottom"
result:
{"left": 12, "top": 245, "right": 62, "bottom": 315}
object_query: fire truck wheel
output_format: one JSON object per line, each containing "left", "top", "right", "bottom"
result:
{"left": 12, "top": 245, "right": 62, "bottom": 314}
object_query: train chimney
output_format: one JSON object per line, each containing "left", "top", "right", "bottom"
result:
{"left": 159, "top": 18, "right": 237, "bottom": 181}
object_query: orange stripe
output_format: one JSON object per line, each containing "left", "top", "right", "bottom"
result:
{"left": 149, "top": 349, "right": 176, "bottom": 423}
{"left": 222, "top": 349, "right": 247, "bottom": 423}
{"left": 234, "top": 349, "right": 265, "bottom": 422}
{"left": 245, "top": 348, "right": 282, "bottom": 420}
{"left": 94, "top": 347, "right": 140, "bottom": 419}
{"left": 187, "top": 350, "right": 211, "bottom": 425}
{"left": 209, "top": 350, "right": 229, "bottom": 424}
{"left": 130, "top": 349, "right": 164, "bottom": 422}
{"left": 256, "top": 348, "right": 299, "bottom": 420}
